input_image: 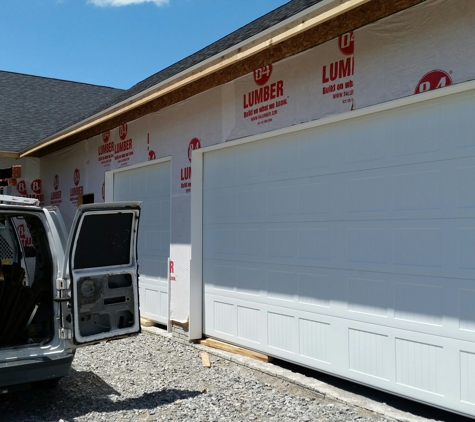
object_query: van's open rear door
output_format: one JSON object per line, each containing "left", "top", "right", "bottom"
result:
{"left": 64, "top": 202, "right": 141, "bottom": 345}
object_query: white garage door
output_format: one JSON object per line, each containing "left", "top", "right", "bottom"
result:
{"left": 112, "top": 160, "right": 170, "bottom": 325}
{"left": 202, "top": 87, "right": 475, "bottom": 417}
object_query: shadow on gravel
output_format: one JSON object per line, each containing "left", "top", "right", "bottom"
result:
{"left": 273, "top": 358, "right": 472, "bottom": 422}
{"left": 0, "top": 368, "right": 202, "bottom": 422}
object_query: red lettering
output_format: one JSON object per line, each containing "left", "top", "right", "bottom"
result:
{"left": 323, "top": 58, "right": 354, "bottom": 83}
{"left": 255, "top": 87, "right": 263, "bottom": 104}
{"left": 263, "top": 86, "right": 268, "bottom": 102}
{"left": 276, "top": 80, "right": 284, "bottom": 97}
{"left": 322, "top": 65, "right": 329, "bottom": 84}
{"left": 181, "top": 167, "right": 191, "bottom": 181}
{"left": 338, "top": 57, "right": 353, "bottom": 79}
{"left": 243, "top": 81, "right": 285, "bottom": 110}
{"left": 70, "top": 186, "right": 84, "bottom": 196}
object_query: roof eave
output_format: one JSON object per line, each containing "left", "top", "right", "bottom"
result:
{"left": 20, "top": 0, "right": 372, "bottom": 158}
{"left": 21, "top": 0, "right": 427, "bottom": 158}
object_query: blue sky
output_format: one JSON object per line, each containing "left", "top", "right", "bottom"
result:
{"left": 0, "top": 0, "right": 288, "bottom": 90}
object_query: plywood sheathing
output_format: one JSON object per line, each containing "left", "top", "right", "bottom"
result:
{"left": 32, "top": 0, "right": 424, "bottom": 157}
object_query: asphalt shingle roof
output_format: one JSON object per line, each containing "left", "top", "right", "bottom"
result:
{"left": 0, "top": 71, "right": 124, "bottom": 152}
{"left": 1, "top": 0, "right": 323, "bottom": 152}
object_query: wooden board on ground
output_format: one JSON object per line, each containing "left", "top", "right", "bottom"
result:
{"left": 140, "top": 317, "right": 157, "bottom": 327}
{"left": 199, "top": 338, "right": 273, "bottom": 363}
{"left": 201, "top": 352, "right": 211, "bottom": 368}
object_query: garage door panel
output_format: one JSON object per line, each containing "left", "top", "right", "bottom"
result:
{"left": 204, "top": 110, "right": 475, "bottom": 193}
{"left": 204, "top": 161, "right": 475, "bottom": 226}
{"left": 140, "top": 277, "right": 168, "bottom": 321}
{"left": 213, "top": 300, "right": 236, "bottom": 336}
{"left": 205, "top": 292, "right": 469, "bottom": 400}
{"left": 159, "top": 199, "right": 171, "bottom": 225}
{"left": 205, "top": 258, "right": 471, "bottom": 339}
{"left": 346, "top": 117, "right": 391, "bottom": 164}
{"left": 205, "top": 219, "right": 475, "bottom": 279}
{"left": 203, "top": 148, "right": 239, "bottom": 189}
{"left": 237, "top": 305, "right": 262, "bottom": 343}
{"left": 140, "top": 255, "right": 168, "bottom": 279}
{"left": 204, "top": 293, "right": 338, "bottom": 359}
{"left": 298, "top": 125, "right": 347, "bottom": 171}
{"left": 203, "top": 260, "right": 265, "bottom": 297}
{"left": 113, "top": 161, "right": 171, "bottom": 324}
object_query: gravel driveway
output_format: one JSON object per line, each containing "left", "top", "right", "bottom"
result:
{"left": 0, "top": 331, "right": 395, "bottom": 422}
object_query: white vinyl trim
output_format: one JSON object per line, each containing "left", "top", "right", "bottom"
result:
{"left": 190, "top": 151, "right": 204, "bottom": 340}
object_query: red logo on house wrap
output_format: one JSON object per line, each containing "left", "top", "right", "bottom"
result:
{"left": 51, "top": 175, "right": 62, "bottom": 205}
{"left": 17, "top": 181, "right": 27, "bottom": 195}
{"left": 18, "top": 224, "right": 26, "bottom": 239}
{"left": 31, "top": 179, "right": 42, "bottom": 194}
{"left": 119, "top": 124, "right": 128, "bottom": 141}
{"left": 188, "top": 138, "right": 201, "bottom": 162}
{"left": 73, "top": 169, "right": 80, "bottom": 186}
{"left": 415, "top": 70, "right": 452, "bottom": 94}
{"left": 17, "top": 224, "right": 32, "bottom": 247}
{"left": 253, "top": 65, "right": 273, "bottom": 86}
{"left": 102, "top": 131, "right": 110, "bottom": 143}
{"left": 339, "top": 32, "right": 354, "bottom": 55}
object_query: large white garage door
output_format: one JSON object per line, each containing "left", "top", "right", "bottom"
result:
{"left": 202, "top": 88, "right": 475, "bottom": 416}
{"left": 112, "top": 160, "right": 170, "bottom": 325}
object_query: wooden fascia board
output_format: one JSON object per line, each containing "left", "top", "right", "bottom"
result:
{"left": 0, "top": 152, "right": 20, "bottom": 159}
{"left": 25, "top": 0, "right": 424, "bottom": 158}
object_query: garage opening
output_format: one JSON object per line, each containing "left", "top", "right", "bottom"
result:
{"left": 107, "top": 159, "right": 171, "bottom": 325}
{"left": 196, "top": 85, "right": 475, "bottom": 416}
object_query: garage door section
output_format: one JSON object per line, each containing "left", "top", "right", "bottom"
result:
{"left": 202, "top": 88, "right": 475, "bottom": 416}
{"left": 113, "top": 161, "right": 170, "bottom": 325}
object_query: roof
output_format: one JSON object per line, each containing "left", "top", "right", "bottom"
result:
{"left": 0, "top": 71, "right": 123, "bottom": 153}
{"left": 56, "top": 0, "right": 324, "bottom": 130}
{"left": 2, "top": 0, "right": 324, "bottom": 154}
{"left": 3, "top": 0, "right": 422, "bottom": 156}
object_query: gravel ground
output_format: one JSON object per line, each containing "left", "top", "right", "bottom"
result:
{"left": 0, "top": 331, "right": 396, "bottom": 422}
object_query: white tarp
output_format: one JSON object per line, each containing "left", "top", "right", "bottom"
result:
{"left": 0, "top": 157, "right": 41, "bottom": 204}
{"left": 356, "top": 0, "right": 475, "bottom": 108}
{"left": 41, "top": 144, "right": 88, "bottom": 228}
{"left": 229, "top": 0, "right": 475, "bottom": 140}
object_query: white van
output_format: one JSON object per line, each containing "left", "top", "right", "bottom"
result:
{"left": 0, "top": 195, "right": 141, "bottom": 392}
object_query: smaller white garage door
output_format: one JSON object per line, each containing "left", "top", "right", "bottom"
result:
{"left": 111, "top": 160, "right": 171, "bottom": 324}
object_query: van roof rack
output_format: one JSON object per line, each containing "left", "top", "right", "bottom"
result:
{"left": 0, "top": 195, "right": 39, "bottom": 207}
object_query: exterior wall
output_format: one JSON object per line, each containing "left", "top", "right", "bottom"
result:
{"left": 38, "top": 0, "right": 475, "bottom": 328}
{"left": 0, "top": 157, "right": 41, "bottom": 201}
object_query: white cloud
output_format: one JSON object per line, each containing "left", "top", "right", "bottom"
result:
{"left": 88, "top": 0, "right": 169, "bottom": 7}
